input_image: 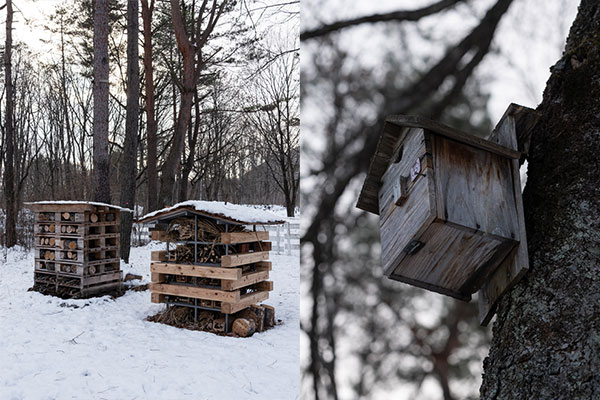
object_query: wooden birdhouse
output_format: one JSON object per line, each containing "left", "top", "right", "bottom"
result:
{"left": 357, "top": 104, "right": 539, "bottom": 324}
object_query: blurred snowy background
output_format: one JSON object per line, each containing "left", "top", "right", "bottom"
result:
{"left": 300, "top": 1, "right": 577, "bottom": 399}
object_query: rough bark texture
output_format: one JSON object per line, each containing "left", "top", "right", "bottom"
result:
{"left": 93, "top": 0, "right": 111, "bottom": 203}
{"left": 3, "top": 0, "right": 16, "bottom": 248}
{"left": 141, "top": 0, "right": 158, "bottom": 212}
{"left": 119, "top": 0, "right": 140, "bottom": 263}
{"left": 480, "top": 1, "right": 600, "bottom": 398}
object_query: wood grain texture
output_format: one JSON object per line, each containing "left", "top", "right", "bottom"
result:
{"left": 220, "top": 231, "right": 269, "bottom": 244}
{"left": 221, "top": 269, "right": 270, "bottom": 290}
{"left": 220, "top": 251, "right": 269, "bottom": 268}
{"left": 432, "top": 134, "right": 519, "bottom": 241}
{"left": 357, "top": 123, "right": 410, "bottom": 214}
{"left": 386, "top": 115, "right": 522, "bottom": 159}
{"left": 149, "top": 282, "right": 240, "bottom": 302}
{"left": 478, "top": 114, "right": 529, "bottom": 325}
{"left": 221, "top": 290, "right": 269, "bottom": 314}
{"left": 390, "top": 221, "right": 516, "bottom": 298}
{"left": 378, "top": 129, "right": 437, "bottom": 276}
{"left": 150, "top": 262, "right": 242, "bottom": 280}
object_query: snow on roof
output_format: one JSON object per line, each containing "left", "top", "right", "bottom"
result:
{"left": 138, "top": 200, "right": 285, "bottom": 225}
{"left": 25, "top": 201, "right": 133, "bottom": 212}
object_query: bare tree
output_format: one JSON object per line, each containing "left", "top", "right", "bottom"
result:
{"left": 119, "top": 0, "right": 140, "bottom": 263}
{"left": 246, "top": 46, "right": 299, "bottom": 216}
{"left": 481, "top": 0, "right": 600, "bottom": 397}
{"left": 93, "top": 0, "right": 111, "bottom": 203}
{"left": 158, "top": 0, "right": 226, "bottom": 207}
{"left": 3, "top": 0, "right": 16, "bottom": 248}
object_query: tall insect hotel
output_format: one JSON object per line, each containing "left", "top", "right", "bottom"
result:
{"left": 28, "top": 201, "right": 125, "bottom": 298}
{"left": 139, "top": 201, "right": 284, "bottom": 333}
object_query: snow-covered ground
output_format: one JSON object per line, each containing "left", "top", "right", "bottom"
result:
{"left": 0, "top": 243, "right": 299, "bottom": 400}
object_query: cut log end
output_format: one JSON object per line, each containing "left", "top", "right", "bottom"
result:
{"left": 232, "top": 318, "right": 256, "bottom": 337}
{"left": 90, "top": 213, "right": 99, "bottom": 223}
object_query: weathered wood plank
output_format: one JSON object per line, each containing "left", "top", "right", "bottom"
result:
{"left": 432, "top": 134, "right": 519, "bottom": 240}
{"left": 149, "top": 282, "right": 240, "bottom": 302}
{"left": 379, "top": 129, "right": 437, "bottom": 276}
{"left": 220, "top": 231, "right": 269, "bottom": 244}
{"left": 478, "top": 114, "right": 530, "bottom": 325}
{"left": 221, "top": 270, "right": 270, "bottom": 290}
{"left": 150, "top": 262, "right": 242, "bottom": 280}
{"left": 151, "top": 250, "right": 167, "bottom": 261}
{"left": 220, "top": 251, "right": 269, "bottom": 268}
{"left": 390, "top": 221, "right": 514, "bottom": 298}
{"left": 151, "top": 293, "right": 165, "bottom": 303}
{"left": 221, "top": 290, "right": 269, "bottom": 314}
{"left": 386, "top": 115, "right": 522, "bottom": 159}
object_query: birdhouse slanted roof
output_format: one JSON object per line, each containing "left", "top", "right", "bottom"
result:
{"left": 137, "top": 200, "right": 286, "bottom": 225}
{"left": 356, "top": 114, "right": 526, "bottom": 215}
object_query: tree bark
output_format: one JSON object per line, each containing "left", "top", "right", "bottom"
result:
{"left": 3, "top": 0, "right": 16, "bottom": 248}
{"left": 141, "top": 0, "right": 158, "bottom": 212}
{"left": 93, "top": 0, "right": 111, "bottom": 203}
{"left": 480, "top": 1, "right": 600, "bottom": 398}
{"left": 119, "top": 0, "right": 140, "bottom": 263}
{"left": 158, "top": 0, "right": 225, "bottom": 208}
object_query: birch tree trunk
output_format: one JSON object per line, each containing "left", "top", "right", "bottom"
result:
{"left": 480, "top": 1, "right": 600, "bottom": 398}
{"left": 93, "top": 0, "right": 111, "bottom": 203}
{"left": 3, "top": 0, "right": 16, "bottom": 248}
{"left": 119, "top": 0, "right": 140, "bottom": 263}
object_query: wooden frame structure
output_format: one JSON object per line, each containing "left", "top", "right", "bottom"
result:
{"left": 138, "top": 202, "right": 284, "bottom": 333}
{"left": 27, "top": 201, "right": 125, "bottom": 298}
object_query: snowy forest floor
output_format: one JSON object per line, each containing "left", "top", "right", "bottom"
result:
{"left": 0, "top": 242, "right": 299, "bottom": 400}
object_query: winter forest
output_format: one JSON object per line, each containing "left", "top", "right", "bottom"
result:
{"left": 0, "top": 0, "right": 300, "bottom": 255}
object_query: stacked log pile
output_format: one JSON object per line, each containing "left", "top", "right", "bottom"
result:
{"left": 31, "top": 203, "right": 123, "bottom": 298}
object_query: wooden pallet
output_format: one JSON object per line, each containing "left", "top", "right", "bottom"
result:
{"left": 149, "top": 261, "right": 273, "bottom": 314}
{"left": 151, "top": 288, "right": 271, "bottom": 314}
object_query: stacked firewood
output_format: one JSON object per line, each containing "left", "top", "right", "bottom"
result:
{"left": 41, "top": 250, "right": 55, "bottom": 260}
{"left": 59, "top": 239, "right": 78, "bottom": 251}
{"left": 174, "top": 244, "right": 229, "bottom": 264}
{"left": 60, "top": 225, "right": 79, "bottom": 234}
{"left": 59, "top": 264, "right": 78, "bottom": 273}
{"left": 40, "top": 237, "right": 56, "bottom": 246}
{"left": 166, "top": 218, "right": 247, "bottom": 242}
{"left": 61, "top": 212, "right": 74, "bottom": 221}
{"left": 42, "top": 224, "right": 56, "bottom": 233}
{"left": 39, "top": 213, "right": 55, "bottom": 222}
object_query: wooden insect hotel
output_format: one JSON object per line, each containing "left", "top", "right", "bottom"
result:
{"left": 138, "top": 201, "right": 284, "bottom": 333}
{"left": 28, "top": 201, "right": 126, "bottom": 298}
{"left": 357, "top": 104, "right": 540, "bottom": 324}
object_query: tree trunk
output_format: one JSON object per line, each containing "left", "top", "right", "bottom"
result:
{"left": 158, "top": 0, "right": 225, "bottom": 208}
{"left": 158, "top": 0, "right": 196, "bottom": 208}
{"left": 141, "top": 0, "right": 158, "bottom": 213}
{"left": 93, "top": 0, "right": 111, "bottom": 204}
{"left": 119, "top": 0, "right": 140, "bottom": 263}
{"left": 480, "top": 1, "right": 600, "bottom": 398}
{"left": 3, "top": 0, "right": 16, "bottom": 248}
